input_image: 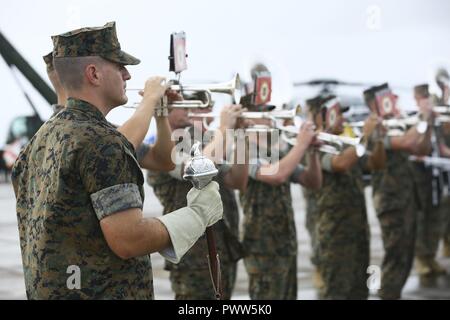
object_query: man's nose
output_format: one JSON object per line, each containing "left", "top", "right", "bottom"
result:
{"left": 123, "top": 67, "right": 131, "bottom": 81}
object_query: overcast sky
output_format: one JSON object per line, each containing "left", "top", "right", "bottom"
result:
{"left": 0, "top": 0, "right": 449, "bottom": 146}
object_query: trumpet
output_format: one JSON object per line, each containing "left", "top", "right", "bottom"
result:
{"left": 278, "top": 124, "right": 366, "bottom": 156}
{"left": 346, "top": 115, "right": 429, "bottom": 136}
{"left": 125, "top": 73, "right": 241, "bottom": 109}
{"left": 188, "top": 108, "right": 297, "bottom": 121}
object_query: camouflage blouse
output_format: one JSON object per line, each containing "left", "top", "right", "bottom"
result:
{"left": 12, "top": 98, "right": 153, "bottom": 300}
{"left": 372, "top": 149, "right": 415, "bottom": 213}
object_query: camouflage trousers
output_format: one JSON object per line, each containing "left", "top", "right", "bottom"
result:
{"left": 376, "top": 200, "right": 416, "bottom": 300}
{"left": 305, "top": 206, "right": 319, "bottom": 267}
{"left": 441, "top": 196, "right": 450, "bottom": 247}
{"left": 169, "top": 263, "right": 237, "bottom": 300}
{"left": 416, "top": 196, "right": 450, "bottom": 259}
{"left": 244, "top": 255, "right": 297, "bottom": 300}
{"left": 315, "top": 208, "right": 370, "bottom": 300}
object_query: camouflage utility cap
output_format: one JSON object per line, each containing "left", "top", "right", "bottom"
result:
{"left": 51, "top": 21, "right": 140, "bottom": 65}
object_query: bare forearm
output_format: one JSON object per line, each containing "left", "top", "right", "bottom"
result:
{"left": 256, "top": 143, "right": 308, "bottom": 185}
{"left": 223, "top": 138, "right": 249, "bottom": 192}
{"left": 152, "top": 117, "right": 175, "bottom": 167}
{"left": 118, "top": 101, "right": 156, "bottom": 150}
{"left": 391, "top": 127, "right": 425, "bottom": 154}
{"left": 225, "top": 164, "right": 249, "bottom": 192}
{"left": 101, "top": 209, "right": 171, "bottom": 260}
{"left": 413, "top": 127, "right": 432, "bottom": 155}
{"left": 331, "top": 147, "right": 359, "bottom": 173}
{"left": 441, "top": 143, "right": 450, "bottom": 157}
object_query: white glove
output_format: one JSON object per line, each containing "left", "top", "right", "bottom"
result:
{"left": 156, "top": 181, "right": 223, "bottom": 264}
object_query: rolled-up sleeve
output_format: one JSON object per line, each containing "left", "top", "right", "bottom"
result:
{"left": 90, "top": 183, "right": 143, "bottom": 220}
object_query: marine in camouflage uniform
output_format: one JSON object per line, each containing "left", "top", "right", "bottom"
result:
{"left": 306, "top": 96, "right": 384, "bottom": 299}
{"left": 372, "top": 149, "right": 417, "bottom": 299}
{"left": 43, "top": 52, "right": 65, "bottom": 115}
{"left": 240, "top": 167, "right": 298, "bottom": 300}
{"left": 432, "top": 69, "right": 450, "bottom": 258}
{"left": 364, "top": 84, "right": 426, "bottom": 299}
{"left": 148, "top": 126, "right": 244, "bottom": 300}
{"left": 314, "top": 152, "right": 371, "bottom": 299}
{"left": 12, "top": 98, "right": 152, "bottom": 299}
{"left": 11, "top": 22, "right": 206, "bottom": 300}
{"left": 238, "top": 63, "right": 321, "bottom": 300}
{"left": 441, "top": 123, "right": 450, "bottom": 258}
{"left": 240, "top": 133, "right": 313, "bottom": 300}
{"left": 412, "top": 84, "right": 448, "bottom": 275}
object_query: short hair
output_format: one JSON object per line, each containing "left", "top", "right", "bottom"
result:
{"left": 414, "top": 84, "right": 429, "bottom": 99}
{"left": 53, "top": 56, "right": 106, "bottom": 91}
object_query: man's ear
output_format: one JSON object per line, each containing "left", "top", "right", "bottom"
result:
{"left": 85, "top": 64, "right": 101, "bottom": 86}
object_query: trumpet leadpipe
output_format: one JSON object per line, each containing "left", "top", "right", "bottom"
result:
{"left": 188, "top": 109, "right": 296, "bottom": 120}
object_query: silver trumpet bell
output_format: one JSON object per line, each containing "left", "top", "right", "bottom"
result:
{"left": 125, "top": 74, "right": 241, "bottom": 109}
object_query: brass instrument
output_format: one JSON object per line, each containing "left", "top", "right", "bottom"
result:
{"left": 346, "top": 115, "right": 428, "bottom": 136}
{"left": 125, "top": 74, "right": 241, "bottom": 109}
{"left": 278, "top": 124, "right": 366, "bottom": 156}
{"left": 188, "top": 108, "right": 297, "bottom": 121}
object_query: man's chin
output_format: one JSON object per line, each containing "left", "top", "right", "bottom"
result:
{"left": 113, "top": 96, "right": 128, "bottom": 107}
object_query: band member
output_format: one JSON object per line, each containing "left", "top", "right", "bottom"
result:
{"left": 239, "top": 64, "right": 322, "bottom": 300}
{"left": 148, "top": 102, "right": 247, "bottom": 299}
{"left": 307, "top": 95, "right": 385, "bottom": 299}
{"left": 364, "top": 83, "right": 431, "bottom": 299}
{"left": 12, "top": 22, "right": 223, "bottom": 299}
{"left": 432, "top": 69, "right": 450, "bottom": 258}
{"left": 412, "top": 84, "right": 448, "bottom": 277}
